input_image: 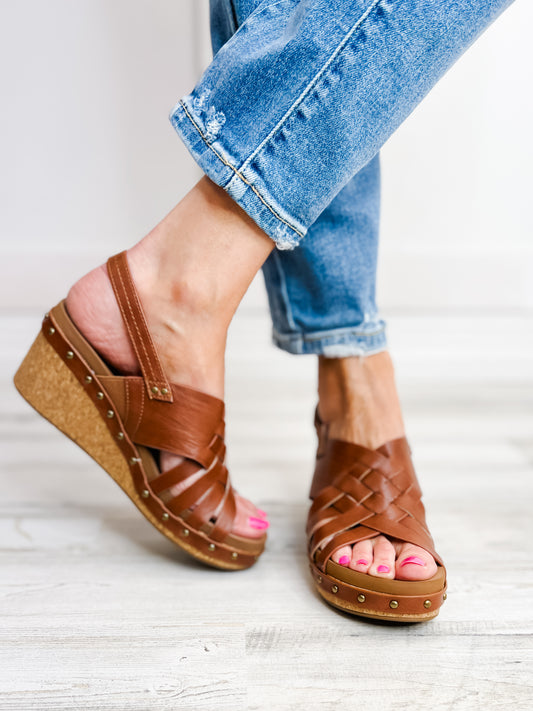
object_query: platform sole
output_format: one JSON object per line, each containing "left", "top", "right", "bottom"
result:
{"left": 316, "top": 585, "right": 441, "bottom": 622}
{"left": 310, "top": 559, "right": 446, "bottom": 622}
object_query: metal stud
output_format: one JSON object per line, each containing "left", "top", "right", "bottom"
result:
{"left": 66, "top": 351, "right": 74, "bottom": 359}
{"left": 231, "top": 552, "right": 238, "bottom": 559}
{"left": 84, "top": 375, "right": 93, "bottom": 384}
{"left": 141, "top": 489, "right": 149, "bottom": 498}
{"left": 162, "top": 512, "right": 169, "bottom": 521}
{"left": 44, "top": 312, "right": 49, "bottom": 319}
{"left": 389, "top": 600, "right": 399, "bottom": 609}
{"left": 151, "top": 386, "right": 159, "bottom": 395}
{"left": 48, "top": 327, "right": 55, "bottom": 335}
{"left": 208, "top": 543, "right": 216, "bottom": 551}
{"left": 357, "top": 594, "right": 366, "bottom": 603}
{"left": 331, "top": 585, "right": 339, "bottom": 594}
{"left": 106, "top": 410, "right": 114, "bottom": 419}
{"left": 129, "top": 457, "right": 141, "bottom": 465}
{"left": 96, "top": 392, "right": 104, "bottom": 400}
{"left": 182, "top": 528, "right": 190, "bottom": 537}
{"left": 116, "top": 432, "right": 124, "bottom": 441}
{"left": 443, "top": 593, "right": 447, "bottom": 601}
{"left": 317, "top": 576, "right": 322, "bottom": 584}
{"left": 161, "top": 388, "right": 169, "bottom": 395}
{"left": 423, "top": 600, "right": 432, "bottom": 609}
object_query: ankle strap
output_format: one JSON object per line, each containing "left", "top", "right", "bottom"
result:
{"left": 107, "top": 251, "right": 173, "bottom": 402}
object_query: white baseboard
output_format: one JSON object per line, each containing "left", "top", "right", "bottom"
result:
{"left": 1, "top": 246, "right": 532, "bottom": 312}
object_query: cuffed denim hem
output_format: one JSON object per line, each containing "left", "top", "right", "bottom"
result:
{"left": 272, "top": 321, "right": 388, "bottom": 357}
{"left": 168, "top": 98, "right": 306, "bottom": 251}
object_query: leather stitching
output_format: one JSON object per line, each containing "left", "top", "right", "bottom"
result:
{"left": 125, "top": 378, "right": 130, "bottom": 424}
{"left": 136, "top": 386, "right": 145, "bottom": 435}
{"left": 107, "top": 253, "right": 171, "bottom": 398}
{"left": 114, "top": 261, "right": 158, "bottom": 385}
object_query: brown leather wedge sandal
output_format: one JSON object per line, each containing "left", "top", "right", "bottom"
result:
{"left": 307, "top": 409, "right": 447, "bottom": 621}
{"left": 14, "top": 251, "right": 265, "bottom": 570}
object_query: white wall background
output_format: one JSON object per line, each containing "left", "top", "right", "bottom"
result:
{"left": 1, "top": 0, "right": 532, "bottom": 312}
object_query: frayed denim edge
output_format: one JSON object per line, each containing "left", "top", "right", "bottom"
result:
{"left": 272, "top": 323, "right": 388, "bottom": 356}
{"left": 168, "top": 99, "right": 306, "bottom": 251}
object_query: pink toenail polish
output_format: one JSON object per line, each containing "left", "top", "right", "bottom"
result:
{"left": 377, "top": 565, "right": 390, "bottom": 573}
{"left": 249, "top": 516, "right": 269, "bottom": 530}
{"left": 400, "top": 555, "right": 425, "bottom": 567}
{"left": 338, "top": 555, "right": 350, "bottom": 566}
{"left": 257, "top": 509, "right": 268, "bottom": 517}
{"left": 356, "top": 559, "right": 368, "bottom": 566}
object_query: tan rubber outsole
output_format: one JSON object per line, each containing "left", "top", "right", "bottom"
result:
{"left": 14, "top": 330, "right": 251, "bottom": 571}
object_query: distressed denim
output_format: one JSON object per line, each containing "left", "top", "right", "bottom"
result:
{"left": 169, "top": 0, "right": 513, "bottom": 355}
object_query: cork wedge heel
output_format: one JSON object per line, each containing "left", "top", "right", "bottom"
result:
{"left": 14, "top": 251, "right": 266, "bottom": 570}
{"left": 307, "top": 409, "right": 447, "bottom": 622}
{"left": 14, "top": 329, "right": 180, "bottom": 553}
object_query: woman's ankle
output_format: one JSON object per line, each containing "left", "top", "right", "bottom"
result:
{"left": 66, "top": 255, "right": 229, "bottom": 398}
{"left": 66, "top": 177, "right": 274, "bottom": 400}
{"left": 317, "top": 351, "right": 406, "bottom": 449}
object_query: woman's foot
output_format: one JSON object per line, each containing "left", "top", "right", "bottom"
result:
{"left": 317, "top": 352, "right": 438, "bottom": 581}
{"left": 66, "top": 177, "right": 274, "bottom": 539}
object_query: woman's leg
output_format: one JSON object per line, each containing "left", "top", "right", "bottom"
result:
{"left": 210, "top": 0, "right": 406, "bottom": 563}
{"left": 263, "top": 155, "right": 434, "bottom": 580}
{"left": 66, "top": 178, "right": 274, "bottom": 539}
{"left": 200, "top": 0, "right": 512, "bottom": 581}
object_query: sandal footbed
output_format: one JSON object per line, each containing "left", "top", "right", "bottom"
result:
{"left": 327, "top": 560, "right": 446, "bottom": 595}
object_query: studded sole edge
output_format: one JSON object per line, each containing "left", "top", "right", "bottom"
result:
{"left": 13, "top": 330, "right": 254, "bottom": 572}
{"left": 315, "top": 583, "right": 442, "bottom": 623}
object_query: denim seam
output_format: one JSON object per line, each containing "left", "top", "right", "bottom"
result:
{"left": 273, "top": 322, "right": 386, "bottom": 343}
{"left": 240, "top": 0, "right": 382, "bottom": 176}
{"left": 227, "top": 0, "right": 238, "bottom": 34}
{"left": 271, "top": 250, "right": 298, "bottom": 332}
{"left": 176, "top": 100, "right": 305, "bottom": 240}
{"left": 273, "top": 335, "right": 388, "bottom": 357}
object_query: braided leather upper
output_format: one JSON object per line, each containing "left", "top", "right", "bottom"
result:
{"left": 307, "top": 410, "right": 443, "bottom": 573}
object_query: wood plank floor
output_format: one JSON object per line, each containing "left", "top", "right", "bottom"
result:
{"left": 1, "top": 307, "right": 532, "bottom": 710}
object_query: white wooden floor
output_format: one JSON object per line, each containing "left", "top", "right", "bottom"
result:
{"left": 1, "top": 306, "right": 532, "bottom": 710}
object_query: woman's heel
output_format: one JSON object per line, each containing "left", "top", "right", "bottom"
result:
{"left": 13, "top": 330, "right": 128, "bottom": 483}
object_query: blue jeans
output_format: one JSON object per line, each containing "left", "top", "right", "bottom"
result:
{"left": 169, "top": 0, "right": 512, "bottom": 356}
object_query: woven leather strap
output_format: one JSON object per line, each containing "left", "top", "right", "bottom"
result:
{"left": 307, "top": 408, "right": 442, "bottom": 573}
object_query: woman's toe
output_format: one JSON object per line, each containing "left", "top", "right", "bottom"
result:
{"left": 243, "top": 498, "right": 269, "bottom": 524}
{"left": 349, "top": 539, "right": 373, "bottom": 572}
{"left": 395, "top": 542, "right": 437, "bottom": 581}
{"left": 232, "top": 493, "right": 269, "bottom": 538}
{"left": 368, "top": 535, "right": 396, "bottom": 578}
{"left": 332, "top": 546, "right": 353, "bottom": 567}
